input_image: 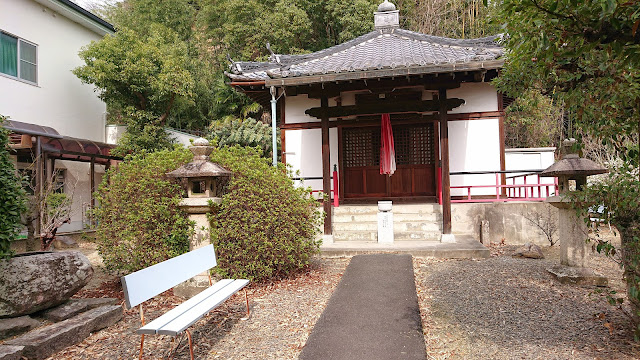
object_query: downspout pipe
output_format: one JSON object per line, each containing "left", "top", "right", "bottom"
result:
{"left": 270, "top": 86, "right": 278, "bottom": 167}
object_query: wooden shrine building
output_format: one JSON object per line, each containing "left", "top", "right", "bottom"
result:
{"left": 226, "top": 0, "right": 505, "bottom": 239}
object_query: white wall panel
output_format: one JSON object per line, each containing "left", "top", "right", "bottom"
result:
{"left": 448, "top": 118, "right": 501, "bottom": 196}
{"left": 447, "top": 83, "right": 498, "bottom": 114}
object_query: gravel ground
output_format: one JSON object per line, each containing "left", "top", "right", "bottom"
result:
{"left": 50, "top": 255, "right": 349, "bottom": 360}
{"left": 40, "top": 234, "right": 640, "bottom": 359}
{"left": 415, "top": 239, "right": 640, "bottom": 359}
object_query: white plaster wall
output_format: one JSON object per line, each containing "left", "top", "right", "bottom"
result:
{"left": 105, "top": 124, "right": 127, "bottom": 145}
{"left": 447, "top": 82, "right": 499, "bottom": 114}
{"left": 0, "top": 0, "right": 107, "bottom": 142}
{"left": 284, "top": 94, "right": 337, "bottom": 124}
{"left": 505, "top": 148, "right": 557, "bottom": 198}
{"left": 448, "top": 118, "right": 501, "bottom": 196}
{"left": 284, "top": 95, "right": 321, "bottom": 124}
{"left": 286, "top": 128, "right": 339, "bottom": 198}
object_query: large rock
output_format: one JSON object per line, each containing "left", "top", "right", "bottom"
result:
{"left": 0, "top": 252, "right": 93, "bottom": 318}
{"left": 512, "top": 242, "right": 544, "bottom": 259}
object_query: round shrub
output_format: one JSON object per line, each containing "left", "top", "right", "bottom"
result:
{"left": 94, "top": 147, "right": 194, "bottom": 273}
{"left": 0, "top": 115, "right": 27, "bottom": 259}
{"left": 208, "top": 146, "right": 322, "bottom": 282}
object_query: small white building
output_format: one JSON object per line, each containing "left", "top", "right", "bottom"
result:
{"left": 227, "top": 1, "right": 512, "bottom": 236}
{"left": 1, "top": 0, "right": 116, "bottom": 233}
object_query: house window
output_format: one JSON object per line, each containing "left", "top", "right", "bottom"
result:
{"left": 0, "top": 31, "right": 37, "bottom": 84}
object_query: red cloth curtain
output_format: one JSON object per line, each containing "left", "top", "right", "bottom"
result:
{"left": 380, "top": 113, "right": 396, "bottom": 176}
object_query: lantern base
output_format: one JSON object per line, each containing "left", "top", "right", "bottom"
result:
{"left": 547, "top": 265, "right": 607, "bottom": 287}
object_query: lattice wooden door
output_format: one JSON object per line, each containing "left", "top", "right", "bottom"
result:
{"left": 342, "top": 122, "right": 436, "bottom": 198}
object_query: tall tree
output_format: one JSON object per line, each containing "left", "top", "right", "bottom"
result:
{"left": 493, "top": 0, "right": 640, "bottom": 336}
{"left": 74, "top": 24, "right": 194, "bottom": 153}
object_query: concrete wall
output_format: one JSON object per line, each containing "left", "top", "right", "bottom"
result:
{"left": 0, "top": 0, "right": 108, "bottom": 142}
{"left": 452, "top": 202, "right": 559, "bottom": 246}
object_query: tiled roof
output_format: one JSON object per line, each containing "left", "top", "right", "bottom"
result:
{"left": 227, "top": 28, "right": 504, "bottom": 82}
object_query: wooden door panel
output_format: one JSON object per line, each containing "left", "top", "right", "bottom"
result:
{"left": 365, "top": 168, "right": 386, "bottom": 196}
{"left": 344, "top": 168, "right": 364, "bottom": 195}
{"left": 413, "top": 166, "right": 435, "bottom": 196}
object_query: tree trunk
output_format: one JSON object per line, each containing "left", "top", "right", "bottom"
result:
{"left": 24, "top": 214, "right": 38, "bottom": 252}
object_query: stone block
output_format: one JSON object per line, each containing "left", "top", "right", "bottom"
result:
{"left": 0, "top": 345, "right": 24, "bottom": 360}
{"left": 5, "top": 305, "right": 122, "bottom": 360}
{"left": 51, "top": 236, "right": 77, "bottom": 249}
{"left": 40, "top": 298, "right": 119, "bottom": 322}
{"left": 512, "top": 242, "right": 544, "bottom": 259}
{"left": 547, "top": 265, "right": 608, "bottom": 287}
{"left": 0, "top": 316, "right": 40, "bottom": 340}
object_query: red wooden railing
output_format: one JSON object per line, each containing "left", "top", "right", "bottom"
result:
{"left": 449, "top": 170, "right": 558, "bottom": 203}
{"left": 292, "top": 169, "right": 339, "bottom": 207}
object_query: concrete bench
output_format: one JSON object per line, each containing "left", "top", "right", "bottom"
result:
{"left": 121, "top": 244, "right": 249, "bottom": 360}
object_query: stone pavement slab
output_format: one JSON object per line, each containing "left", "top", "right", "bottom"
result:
{"left": 300, "top": 254, "right": 426, "bottom": 360}
{"left": 5, "top": 305, "right": 122, "bottom": 360}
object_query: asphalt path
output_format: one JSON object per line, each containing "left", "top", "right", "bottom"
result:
{"left": 299, "top": 254, "right": 426, "bottom": 360}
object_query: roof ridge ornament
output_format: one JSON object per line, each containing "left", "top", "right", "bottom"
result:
{"left": 375, "top": 0, "right": 399, "bottom": 29}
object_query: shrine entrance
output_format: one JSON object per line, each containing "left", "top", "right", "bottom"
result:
{"left": 341, "top": 120, "right": 438, "bottom": 200}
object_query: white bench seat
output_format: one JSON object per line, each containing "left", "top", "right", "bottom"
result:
{"left": 156, "top": 279, "right": 249, "bottom": 336}
{"left": 121, "top": 244, "right": 249, "bottom": 359}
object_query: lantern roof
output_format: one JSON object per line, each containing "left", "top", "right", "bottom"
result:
{"left": 540, "top": 139, "right": 607, "bottom": 177}
{"left": 166, "top": 138, "right": 232, "bottom": 178}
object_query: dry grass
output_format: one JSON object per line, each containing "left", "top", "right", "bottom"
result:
{"left": 415, "top": 230, "right": 640, "bottom": 359}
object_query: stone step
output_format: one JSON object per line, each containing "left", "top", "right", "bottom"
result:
{"left": 0, "top": 316, "right": 40, "bottom": 341}
{"left": 334, "top": 213, "right": 440, "bottom": 223}
{"left": 333, "top": 221, "right": 441, "bottom": 232}
{"left": 334, "top": 204, "right": 441, "bottom": 215}
{"left": 4, "top": 305, "right": 122, "bottom": 360}
{"left": 41, "top": 298, "right": 119, "bottom": 322}
{"left": 0, "top": 345, "right": 24, "bottom": 360}
{"left": 333, "top": 230, "right": 441, "bottom": 242}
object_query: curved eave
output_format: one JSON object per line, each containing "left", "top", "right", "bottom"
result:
{"left": 264, "top": 59, "right": 504, "bottom": 87}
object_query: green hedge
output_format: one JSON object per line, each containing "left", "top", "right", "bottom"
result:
{"left": 208, "top": 146, "right": 322, "bottom": 282}
{"left": 94, "top": 148, "right": 194, "bottom": 273}
{"left": 0, "top": 115, "right": 26, "bottom": 259}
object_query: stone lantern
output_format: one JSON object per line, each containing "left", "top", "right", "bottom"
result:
{"left": 166, "top": 138, "right": 231, "bottom": 296}
{"left": 540, "top": 139, "right": 607, "bottom": 285}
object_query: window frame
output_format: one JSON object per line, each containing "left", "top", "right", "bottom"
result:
{"left": 0, "top": 30, "right": 38, "bottom": 85}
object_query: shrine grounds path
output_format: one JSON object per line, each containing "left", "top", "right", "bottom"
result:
{"left": 299, "top": 254, "right": 426, "bottom": 360}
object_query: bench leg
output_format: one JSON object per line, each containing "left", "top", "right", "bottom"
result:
{"left": 185, "top": 330, "right": 195, "bottom": 360}
{"left": 138, "top": 334, "right": 145, "bottom": 360}
{"left": 245, "top": 289, "right": 250, "bottom": 317}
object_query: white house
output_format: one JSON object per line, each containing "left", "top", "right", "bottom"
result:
{"left": 1, "top": 0, "right": 116, "bottom": 233}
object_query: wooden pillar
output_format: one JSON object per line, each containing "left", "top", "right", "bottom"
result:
{"left": 90, "top": 157, "right": 96, "bottom": 210}
{"left": 438, "top": 89, "right": 452, "bottom": 234}
{"left": 498, "top": 93, "right": 506, "bottom": 196}
{"left": 280, "top": 96, "right": 287, "bottom": 164}
{"left": 35, "top": 136, "right": 43, "bottom": 238}
{"left": 321, "top": 95, "right": 332, "bottom": 235}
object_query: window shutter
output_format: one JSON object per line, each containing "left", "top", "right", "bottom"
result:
{"left": 19, "top": 40, "right": 37, "bottom": 83}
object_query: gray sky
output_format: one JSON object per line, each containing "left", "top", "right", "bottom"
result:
{"left": 73, "top": 0, "right": 119, "bottom": 12}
